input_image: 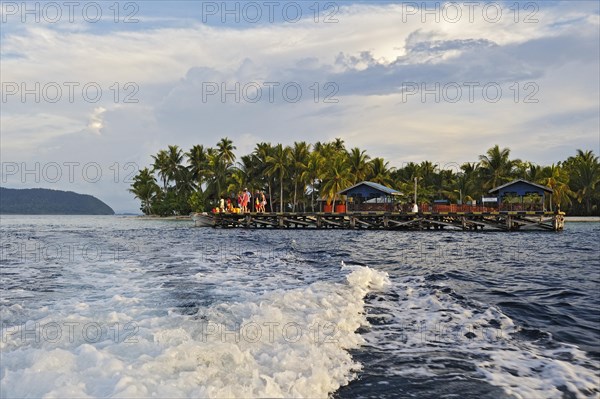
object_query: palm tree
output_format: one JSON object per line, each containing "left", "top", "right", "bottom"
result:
{"left": 217, "top": 137, "right": 236, "bottom": 166}
{"left": 228, "top": 154, "right": 258, "bottom": 196}
{"left": 432, "top": 169, "right": 456, "bottom": 200}
{"left": 227, "top": 167, "right": 249, "bottom": 197}
{"left": 543, "top": 164, "right": 574, "bottom": 210}
{"left": 392, "top": 162, "right": 418, "bottom": 202}
{"left": 523, "top": 163, "right": 544, "bottom": 183}
{"left": 301, "top": 151, "right": 325, "bottom": 211}
{"left": 266, "top": 144, "right": 291, "bottom": 211}
{"left": 393, "top": 162, "right": 417, "bottom": 182}
{"left": 575, "top": 149, "right": 598, "bottom": 164}
{"left": 418, "top": 161, "right": 438, "bottom": 188}
{"left": 347, "top": 147, "right": 371, "bottom": 184}
{"left": 206, "top": 149, "right": 231, "bottom": 199}
{"left": 174, "top": 166, "right": 195, "bottom": 195}
{"left": 320, "top": 155, "right": 353, "bottom": 207}
{"left": 187, "top": 145, "right": 210, "bottom": 187}
{"left": 368, "top": 158, "right": 394, "bottom": 186}
{"left": 291, "top": 142, "right": 310, "bottom": 211}
{"left": 566, "top": 150, "right": 600, "bottom": 214}
{"left": 164, "top": 145, "right": 184, "bottom": 191}
{"left": 478, "top": 145, "right": 519, "bottom": 190}
{"left": 151, "top": 150, "right": 170, "bottom": 192}
{"left": 316, "top": 140, "right": 341, "bottom": 161}
{"left": 456, "top": 162, "right": 480, "bottom": 202}
{"left": 129, "top": 168, "right": 159, "bottom": 214}
{"left": 332, "top": 137, "right": 346, "bottom": 153}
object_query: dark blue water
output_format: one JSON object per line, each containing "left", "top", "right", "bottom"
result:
{"left": 332, "top": 225, "right": 600, "bottom": 398}
{"left": 1, "top": 216, "right": 599, "bottom": 398}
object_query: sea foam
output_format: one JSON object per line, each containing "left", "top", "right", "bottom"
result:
{"left": 360, "top": 274, "right": 600, "bottom": 399}
{"left": 1, "top": 266, "right": 389, "bottom": 398}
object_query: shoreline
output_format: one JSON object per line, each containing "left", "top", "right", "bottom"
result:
{"left": 565, "top": 216, "right": 600, "bottom": 222}
{"left": 126, "top": 215, "right": 191, "bottom": 220}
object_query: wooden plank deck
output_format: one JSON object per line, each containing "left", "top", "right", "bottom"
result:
{"left": 199, "top": 211, "right": 564, "bottom": 231}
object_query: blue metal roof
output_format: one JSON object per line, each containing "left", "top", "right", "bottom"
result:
{"left": 489, "top": 179, "right": 553, "bottom": 194}
{"left": 337, "top": 181, "right": 401, "bottom": 196}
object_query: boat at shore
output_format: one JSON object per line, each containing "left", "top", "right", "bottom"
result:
{"left": 191, "top": 212, "right": 215, "bottom": 227}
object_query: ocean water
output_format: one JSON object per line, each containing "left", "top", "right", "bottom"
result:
{"left": 1, "top": 215, "right": 599, "bottom": 398}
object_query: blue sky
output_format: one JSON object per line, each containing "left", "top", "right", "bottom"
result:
{"left": 1, "top": 1, "right": 599, "bottom": 212}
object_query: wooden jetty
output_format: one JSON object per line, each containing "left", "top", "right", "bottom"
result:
{"left": 194, "top": 211, "right": 565, "bottom": 231}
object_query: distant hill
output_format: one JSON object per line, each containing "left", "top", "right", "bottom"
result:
{"left": 0, "top": 187, "right": 115, "bottom": 215}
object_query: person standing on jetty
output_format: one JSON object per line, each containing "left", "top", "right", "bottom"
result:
{"left": 260, "top": 192, "right": 267, "bottom": 213}
{"left": 241, "top": 188, "right": 250, "bottom": 213}
{"left": 237, "top": 192, "right": 243, "bottom": 212}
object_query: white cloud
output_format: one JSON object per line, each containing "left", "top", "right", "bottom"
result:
{"left": 1, "top": 1, "right": 598, "bottom": 212}
{"left": 87, "top": 106, "right": 106, "bottom": 135}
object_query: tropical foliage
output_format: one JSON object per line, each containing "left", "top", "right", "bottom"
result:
{"left": 130, "top": 141, "right": 600, "bottom": 216}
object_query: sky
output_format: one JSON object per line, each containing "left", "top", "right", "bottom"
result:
{"left": 1, "top": 1, "right": 599, "bottom": 213}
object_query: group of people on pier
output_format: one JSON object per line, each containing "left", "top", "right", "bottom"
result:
{"left": 216, "top": 188, "right": 267, "bottom": 214}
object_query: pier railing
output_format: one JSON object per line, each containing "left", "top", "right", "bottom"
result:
{"left": 348, "top": 204, "right": 505, "bottom": 213}
{"left": 421, "top": 204, "right": 501, "bottom": 213}
{"left": 422, "top": 204, "right": 547, "bottom": 213}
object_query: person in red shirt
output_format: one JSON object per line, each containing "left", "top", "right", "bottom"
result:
{"left": 242, "top": 188, "right": 250, "bottom": 213}
{"left": 237, "top": 192, "right": 243, "bottom": 212}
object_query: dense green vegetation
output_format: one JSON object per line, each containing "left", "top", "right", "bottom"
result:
{"left": 0, "top": 188, "right": 115, "bottom": 215}
{"left": 129, "top": 140, "right": 600, "bottom": 216}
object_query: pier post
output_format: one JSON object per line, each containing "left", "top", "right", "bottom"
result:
{"left": 553, "top": 214, "right": 564, "bottom": 231}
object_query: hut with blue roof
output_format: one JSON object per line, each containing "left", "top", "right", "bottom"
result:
{"left": 489, "top": 179, "right": 553, "bottom": 211}
{"left": 337, "top": 181, "right": 402, "bottom": 212}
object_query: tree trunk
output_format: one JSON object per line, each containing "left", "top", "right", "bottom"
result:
{"left": 586, "top": 197, "right": 591, "bottom": 215}
{"left": 293, "top": 180, "right": 298, "bottom": 212}
{"left": 311, "top": 183, "right": 315, "bottom": 212}
{"left": 268, "top": 181, "right": 273, "bottom": 212}
{"left": 280, "top": 174, "right": 284, "bottom": 212}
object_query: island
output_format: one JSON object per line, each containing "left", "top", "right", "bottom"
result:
{"left": 0, "top": 187, "right": 115, "bottom": 215}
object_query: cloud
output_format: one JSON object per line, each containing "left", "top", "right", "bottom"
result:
{"left": 1, "top": 1, "right": 598, "bottom": 212}
{"left": 87, "top": 107, "right": 106, "bottom": 135}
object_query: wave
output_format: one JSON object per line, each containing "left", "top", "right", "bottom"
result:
{"left": 0, "top": 266, "right": 389, "bottom": 398}
{"left": 358, "top": 275, "right": 600, "bottom": 399}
